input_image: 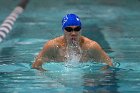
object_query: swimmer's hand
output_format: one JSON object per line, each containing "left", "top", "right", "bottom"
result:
{"left": 36, "top": 67, "right": 47, "bottom": 72}
{"left": 100, "top": 65, "right": 110, "bottom": 71}
{"left": 32, "top": 66, "right": 47, "bottom": 72}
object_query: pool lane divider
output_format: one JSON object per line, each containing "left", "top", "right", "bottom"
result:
{"left": 0, "top": 0, "right": 29, "bottom": 43}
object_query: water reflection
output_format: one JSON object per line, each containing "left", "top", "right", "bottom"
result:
{"left": 83, "top": 69, "right": 119, "bottom": 93}
{"left": 34, "top": 63, "right": 119, "bottom": 93}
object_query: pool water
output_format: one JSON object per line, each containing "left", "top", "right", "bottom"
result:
{"left": 0, "top": 0, "right": 140, "bottom": 93}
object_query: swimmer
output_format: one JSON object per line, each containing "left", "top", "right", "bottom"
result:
{"left": 32, "top": 14, "right": 113, "bottom": 71}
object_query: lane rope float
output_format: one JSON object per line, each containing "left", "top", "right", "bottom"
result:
{"left": 0, "top": 0, "right": 29, "bottom": 43}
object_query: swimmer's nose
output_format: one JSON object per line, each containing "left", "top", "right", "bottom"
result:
{"left": 71, "top": 31, "right": 77, "bottom": 36}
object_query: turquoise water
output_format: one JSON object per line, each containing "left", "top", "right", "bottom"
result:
{"left": 0, "top": 0, "right": 140, "bottom": 93}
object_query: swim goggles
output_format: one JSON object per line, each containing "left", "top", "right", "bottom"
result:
{"left": 64, "top": 26, "right": 81, "bottom": 32}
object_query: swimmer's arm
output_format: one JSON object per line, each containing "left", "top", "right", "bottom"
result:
{"left": 92, "top": 42, "right": 113, "bottom": 67}
{"left": 100, "top": 51, "right": 113, "bottom": 67}
{"left": 32, "top": 43, "right": 50, "bottom": 71}
{"left": 32, "top": 50, "right": 48, "bottom": 71}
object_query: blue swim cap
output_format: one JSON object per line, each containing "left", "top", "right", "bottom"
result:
{"left": 62, "top": 14, "right": 81, "bottom": 30}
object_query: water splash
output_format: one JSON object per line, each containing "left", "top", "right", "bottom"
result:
{"left": 65, "top": 40, "right": 82, "bottom": 67}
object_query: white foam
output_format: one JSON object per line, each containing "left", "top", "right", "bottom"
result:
{"left": 65, "top": 44, "right": 82, "bottom": 67}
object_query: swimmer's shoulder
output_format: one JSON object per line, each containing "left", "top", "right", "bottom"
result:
{"left": 81, "top": 36, "right": 97, "bottom": 45}
{"left": 81, "top": 36, "right": 100, "bottom": 49}
{"left": 44, "top": 36, "right": 64, "bottom": 47}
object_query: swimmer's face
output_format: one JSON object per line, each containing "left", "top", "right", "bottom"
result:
{"left": 64, "top": 26, "right": 81, "bottom": 45}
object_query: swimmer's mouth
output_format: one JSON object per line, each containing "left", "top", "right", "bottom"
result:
{"left": 70, "top": 38, "right": 78, "bottom": 45}
{"left": 71, "top": 37, "right": 76, "bottom": 40}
